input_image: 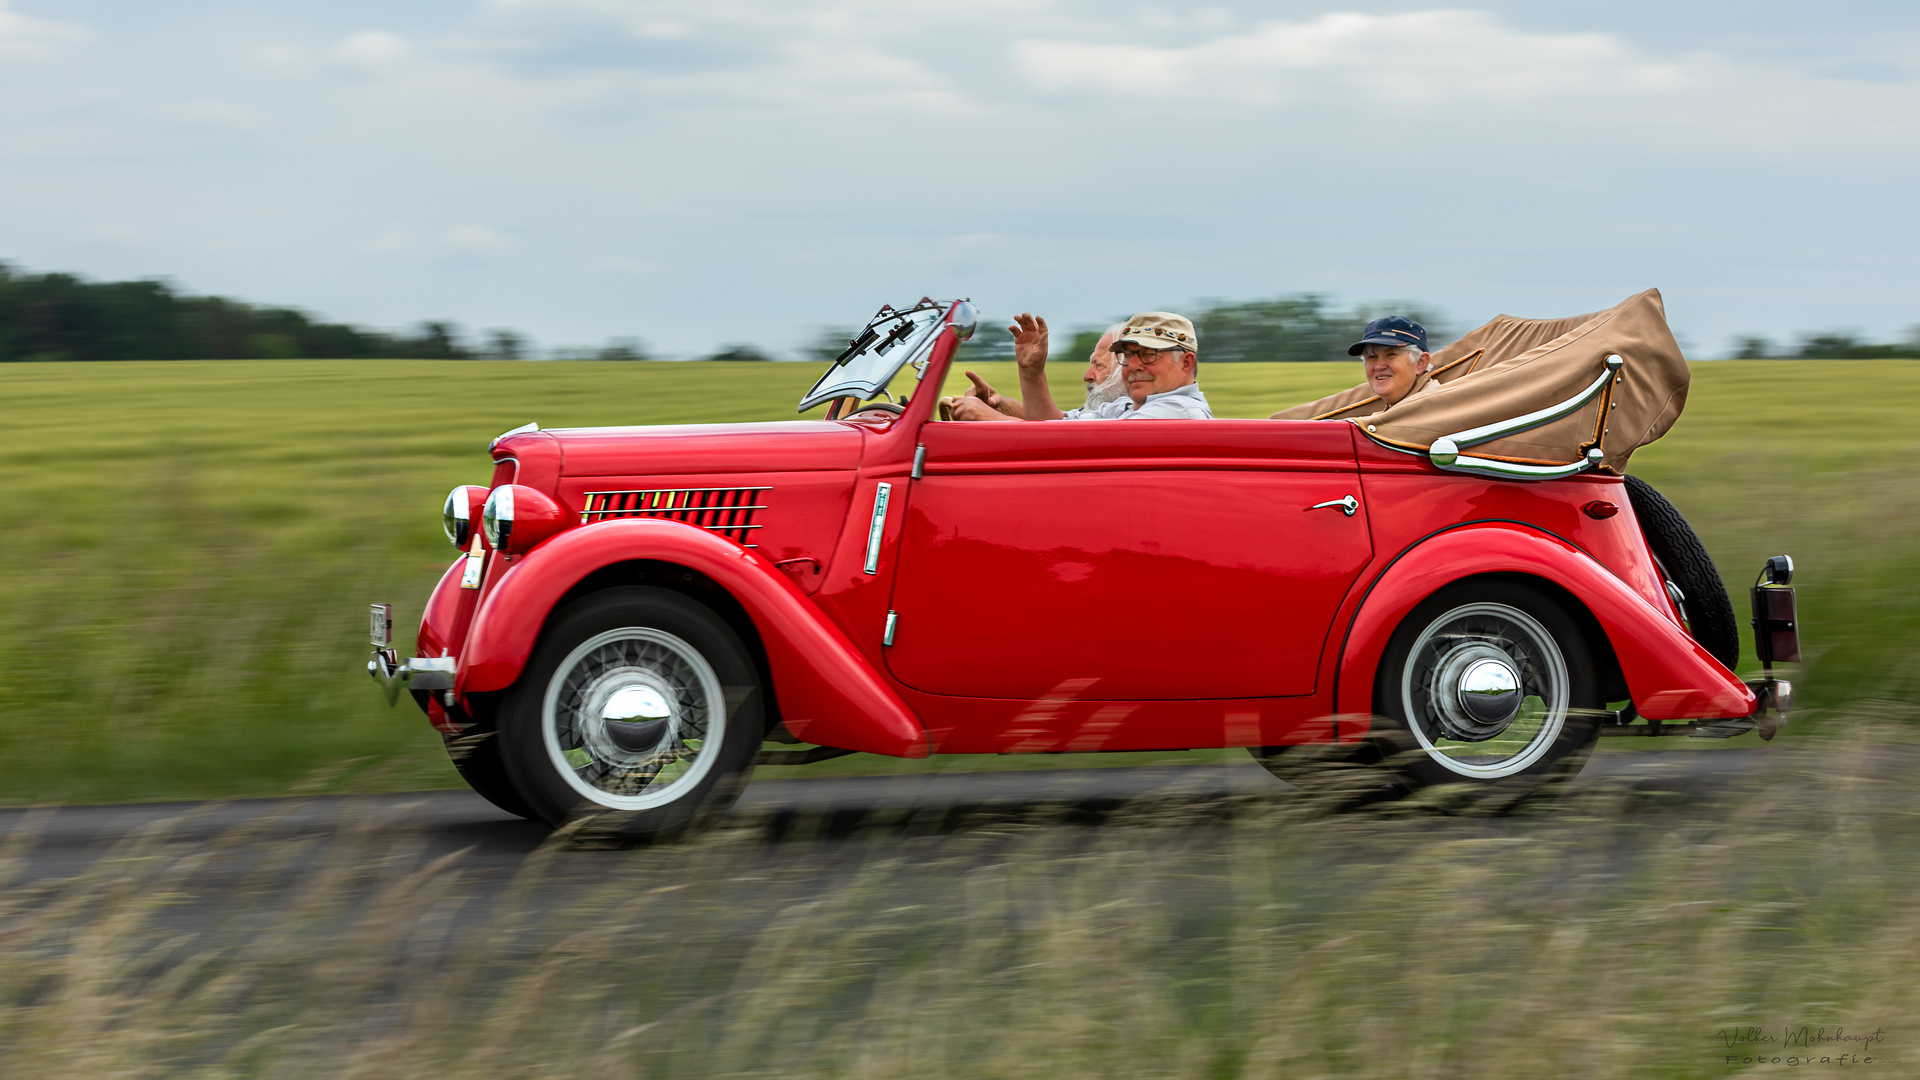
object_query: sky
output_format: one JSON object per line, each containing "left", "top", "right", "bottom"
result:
{"left": 3, "top": 1, "right": 1918, "bottom": 358}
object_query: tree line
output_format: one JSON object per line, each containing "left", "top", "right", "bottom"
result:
{"left": 1731, "top": 331, "right": 1920, "bottom": 360}
{"left": 0, "top": 263, "right": 524, "bottom": 362}
{"left": 4, "top": 259, "right": 1915, "bottom": 362}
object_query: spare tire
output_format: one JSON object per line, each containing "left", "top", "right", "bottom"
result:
{"left": 1622, "top": 475, "right": 1740, "bottom": 671}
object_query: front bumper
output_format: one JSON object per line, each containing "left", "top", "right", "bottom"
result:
{"left": 369, "top": 650, "right": 457, "bottom": 706}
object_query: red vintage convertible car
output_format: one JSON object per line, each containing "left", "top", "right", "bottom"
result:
{"left": 370, "top": 293, "right": 1797, "bottom": 836}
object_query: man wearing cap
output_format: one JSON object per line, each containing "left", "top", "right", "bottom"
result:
{"left": 1003, "top": 311, "right": 1212, "bottom": 421}
{"left": 945, "top": 322, "right": 1126, "bottom": 422}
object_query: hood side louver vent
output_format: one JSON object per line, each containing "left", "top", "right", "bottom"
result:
{"left": 580, "top": 487, "right": 769, "bottom": 547}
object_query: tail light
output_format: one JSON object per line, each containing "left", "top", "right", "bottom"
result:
{"left": 1751, "top": 555, "right": 1800, "bottom": 665}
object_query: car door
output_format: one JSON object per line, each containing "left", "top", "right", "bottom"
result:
{"left": 882, "top": 419, "right": 1372, "bottom": 700}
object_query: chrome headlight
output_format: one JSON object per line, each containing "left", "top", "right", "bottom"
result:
{"left": 482, "top": 485, "right": 514, "bottom": 551}
{"left": 443, "top": 485, "right": 487, "bottom": 548}
{"left": 480, "top": 484, "right": 569, "bottom": 555}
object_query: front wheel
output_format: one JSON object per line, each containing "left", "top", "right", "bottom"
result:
{"left": 1374, "top": 579, "right": 1601, "bottom": 791}
{"left": 497, "top": 587, "right": 763, "bottom": 841}
{"left": 442, "top": 719, "right": 537, "bottom": 820}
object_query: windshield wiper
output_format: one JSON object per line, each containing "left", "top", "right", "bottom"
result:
{"left": 830, "top": 299, "right": 941, "bottom": 366}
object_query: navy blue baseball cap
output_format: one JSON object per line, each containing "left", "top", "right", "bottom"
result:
{"left": 1347, "top": 316, "right": 1429, "bottom": 356}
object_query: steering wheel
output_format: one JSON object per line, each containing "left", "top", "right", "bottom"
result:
{"left": 844, "top": 401, "right": 905, "bottom": 424}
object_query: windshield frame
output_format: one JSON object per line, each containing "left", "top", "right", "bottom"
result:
{"left": 798, "top": 299, "right": 971, "bottom": 413}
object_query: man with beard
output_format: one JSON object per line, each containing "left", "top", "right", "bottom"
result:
{"left": 945, "top": 321, "right": 1126, "bottom": 422}
{"left": 948, "top": 312, "right": 1210, "bottom": 420}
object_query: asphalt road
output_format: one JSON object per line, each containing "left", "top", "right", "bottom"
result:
{"left": 1, "top": 747, "right": 1790, "bottom": 895}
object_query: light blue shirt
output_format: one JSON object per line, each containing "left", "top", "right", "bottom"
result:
{"left": 1063, "top": 382, "right": 1212, "bottom": 420}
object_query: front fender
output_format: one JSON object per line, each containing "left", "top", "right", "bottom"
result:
{"left": 1338, "top": 523, "right": 1756, "bottom": 721}
{"left": 459, "top": 519, "right": 927, "bottom": 757}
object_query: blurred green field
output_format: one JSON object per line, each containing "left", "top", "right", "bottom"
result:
{"left": 0, "top": 358, "right": 1913, "bottom": 804}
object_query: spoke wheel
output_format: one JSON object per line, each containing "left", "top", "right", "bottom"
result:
{"left": 499, "top": 587, "right": 762, "bottom": 839}
{"left": 543, "top": 628, "right": 723, "bottom": 811}
{"left": 1377, "top": 580, "right": 1600, "bottom": 791}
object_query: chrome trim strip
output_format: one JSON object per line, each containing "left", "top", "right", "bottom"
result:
{"left": 883, "top": 610, "right": 898, "bottom": 646}
{"left": 1430, "top": 448, "right": 1605, "bottom": 481}
{"left": 863, "top": 483, "right": 892, "bottom": 574}
{"left": 912, "top": 444, "right": 927, "bottom": 479}
{"left": 1433, "top": 354, "right": 1622, "bottom": 454}
{"left": 490, "top": 422, "right": 538, "bottom": 450}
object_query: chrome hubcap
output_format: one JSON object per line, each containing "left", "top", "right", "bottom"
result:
{"left": 595, "top": 682, "right": 675, "bottom": 755}
{"left": 1433, "top": 647, "right": 1523, "bottom": 738}
{"left": 542, "top": 628, "right": 724, "bottom": 811}
{"left": 1401, "top": 602, "right": 1568, "bottom": 779}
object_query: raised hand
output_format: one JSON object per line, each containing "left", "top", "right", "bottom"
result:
{"left": 1009, "top": 313, "right": 1049, "bottom": 372}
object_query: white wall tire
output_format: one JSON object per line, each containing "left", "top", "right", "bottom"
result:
{"left": 1375, "top": 579, "right": 1601, "bottom": 792}
{"left": 499, "top": 587, "right": 762, "bottom": 840}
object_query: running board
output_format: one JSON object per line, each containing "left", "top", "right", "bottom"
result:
{"left": 756, "top": 746, "right": 859, "bottom": 765}
{"left": 1598, "top": 719, "right": 1756, "bottom": 739}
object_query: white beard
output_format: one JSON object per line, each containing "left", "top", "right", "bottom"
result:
{"left": 1082, "top": 367, "right": 1126, "bottom": 411}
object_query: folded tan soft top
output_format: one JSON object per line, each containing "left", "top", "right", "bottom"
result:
{"left": 1273, "top": 288, "right": 1688, "bottom": 475}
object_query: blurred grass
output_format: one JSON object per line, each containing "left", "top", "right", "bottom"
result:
{"left": 2, "top": 720, "right": 1917, "bottom": 1077}
{"left": 0, "top": 359, "right": 1912, "bottom": 804}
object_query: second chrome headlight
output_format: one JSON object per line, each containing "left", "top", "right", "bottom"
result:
{"left": 482, "top": 484, "right": 568, "bottom": 554}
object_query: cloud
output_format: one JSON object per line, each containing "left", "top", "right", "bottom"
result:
{"left": 0, "top": 1, "right": 88, "bottom": 59}
{"left": 1012, "top": 11, "right": 1696, "bottom": 107}
{"left": 328, "top": 30, "right": 411, "bottom": 72}
{"left": 464, "top": 0, "right": 979, "bottom": 116}
{"left": 362, "top": 224, "right": 515, "bottom": 258}
{"left": 8, "top": 1, "right": 1920, "bottom": 356}
{"left": 441, "top": 224, "right": 513, "bottom": 252}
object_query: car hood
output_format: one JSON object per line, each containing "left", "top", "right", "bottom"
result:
{"left": 544, "top": 421, "right": 866, "bottom": 477}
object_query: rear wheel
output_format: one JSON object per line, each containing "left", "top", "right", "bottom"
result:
{"left": 1374, "top": 579, "right": 1601, "bottom": 790}
{"left": 1623, "top": 475, "right": 1739, "bottom": 671}
{"left": 497, "top": 587, "right": 763, "bottom": 841}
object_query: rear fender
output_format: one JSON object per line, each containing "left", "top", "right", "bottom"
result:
{"left": 1338, "top": 523, "right": 1756, "bottom": 721}
{"left": 458, "top": 518, "right": 927, "bottom": 757}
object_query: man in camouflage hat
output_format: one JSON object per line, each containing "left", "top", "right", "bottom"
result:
{"left": 974, "top": 310, "right": 1210, "bottom": 421}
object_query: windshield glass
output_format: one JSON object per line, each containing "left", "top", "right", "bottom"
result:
{"left": 798, "top": 299, "right": 955, "bottom": 413}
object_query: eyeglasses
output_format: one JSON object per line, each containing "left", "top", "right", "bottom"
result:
{"left": 1114, "top": 346, "right": 1190, "bottom": 365}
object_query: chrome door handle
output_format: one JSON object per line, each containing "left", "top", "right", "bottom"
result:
{"left": 1309, "top": 495, "right": 1359, "bottom": 517}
